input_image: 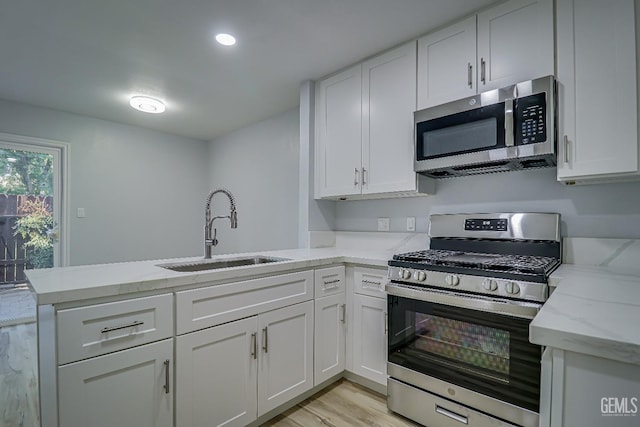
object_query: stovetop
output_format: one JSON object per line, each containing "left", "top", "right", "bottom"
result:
{"left": 392, "top": 249, "right": 560, "bottom": 277}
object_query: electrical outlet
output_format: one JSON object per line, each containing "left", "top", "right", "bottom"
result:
{"left": 377, "top": 217, "right": 390, "bottom": 232}
{"left": 406, "top": 217, "right": 416, "bottom": 231}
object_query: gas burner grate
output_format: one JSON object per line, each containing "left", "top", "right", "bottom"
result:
{"left": 393, "top": 250, "right": 560, "bottom": 275}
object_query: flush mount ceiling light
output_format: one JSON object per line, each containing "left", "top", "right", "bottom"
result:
{"left": 129, "top": 96, "right": 166, "bottom": 114}
{"left": 215, "top": 33, "right": 236, "bottom": 46}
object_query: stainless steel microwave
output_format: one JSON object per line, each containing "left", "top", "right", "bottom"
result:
{"left": 414, "top": 75, "right": 556, "bottom": 178}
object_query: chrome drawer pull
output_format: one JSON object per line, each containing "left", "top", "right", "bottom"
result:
{"left": 362, "top": 279, "right": 382, "bottom": 286}
{"left": 163, "top": 359, "right": 170, "bottom": 394}
{"left": 436, "top": 405, "right": 468, "bottom": 424}
{"left": 323, "top": 279, "right": 341, "bottom": 286}
{"left": 100, "top": 320, "right": 144, "bottom": 334}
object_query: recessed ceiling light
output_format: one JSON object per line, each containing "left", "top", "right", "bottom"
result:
{"left": 215, "top": 33, "right": 236, "bottom": 46}
{"left": 129, "top": 96, "right": 166, "bottom": 114}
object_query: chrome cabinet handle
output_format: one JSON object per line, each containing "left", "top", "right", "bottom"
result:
{"left": 504, "top": 98, "right": 514, "bottom": 147}
{"left": 563, "top": 135, "right": 570, "bottom": 164}
{"left": 480, "top": 58, "right": 486, "bottom": 85}
{"left": 436, "top": 405, "right": 468, "bottom": 424}
{"left": 467, "top": 62, "right": 473, "bottom": 88}
{"left": 100, "top": 320, "right": 144, "bottom": 334}
{"left": 362, "top": 167, "right": 367, "bottom": 186}
{"left": 163, "top": 359, "right": 170, "bottom": 394}
{"left": 323, "top": 279, "right": 340, "bottom": 286}
{"left": 251, "top": 332, "right": 257, "bottom": 359}
{"left": 354, "top": 168, "right": 359, "bottom": 186}
{"left": 262, "top": 327, "right": 268, "bottom": 353}
{"left": 384, "top": 312, "right": 388, "bottom": 335}
{"left": 340, "top": 304, "right": 346, "bottom": 323}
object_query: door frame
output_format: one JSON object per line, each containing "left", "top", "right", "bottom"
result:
{"left": 0, "top": 132, "right": 70, "bottom": 267}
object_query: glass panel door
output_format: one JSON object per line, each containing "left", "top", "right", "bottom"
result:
{"left": 0, "top": 141, "right": 61, "bottom": 285}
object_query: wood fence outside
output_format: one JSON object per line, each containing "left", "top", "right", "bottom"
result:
{"left": 0, "top": 194, "right": 53, "bottom": 287}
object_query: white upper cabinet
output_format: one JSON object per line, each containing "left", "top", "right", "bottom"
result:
{"left": 315, "top": 64, "right": 363, "bottom": 198}
{"left": 418, "top": 16, "right": 477, "bottom": 109}
{"left": 556, "top": 0, "right": 639, "bottom": 184}
{"left": 417, "top": 0, "right": 554, "bottom": 109}
{"left": 315, "top": 42, "right": 434, "bottom": 200}
{"left": 477, "top": 0, "right": 554, "bottom": 91}
{"left": 362, "top": 42, "right": 418, "bottom": 195}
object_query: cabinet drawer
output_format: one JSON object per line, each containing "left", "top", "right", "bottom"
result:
{"left": 314, "top": 266, "right": 346, "bottom": 297}
{"left": 176, "top": 270, "right": 313, "bottom": 335}
{"left": 354, "top": 267, "right": 388, "bottom": 298}
{"left": 57, "top": 294, "right": 173, "bottom": 365}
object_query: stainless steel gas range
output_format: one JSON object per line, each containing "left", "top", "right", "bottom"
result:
{"left": 386, "top": 213, "right": 561, "bottom": 427}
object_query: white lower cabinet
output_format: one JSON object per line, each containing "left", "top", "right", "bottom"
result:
{"left": 176, "top": 317, "right": 258, "bottom": 427}
{"left": 176, "top": 300, "right": 314, "bottom": 426}
{"left": 258, "top": 300, "right": 314, "bottom": 415}
{"left": 351, "top": 293, "right": 387, "bottom": 385}
{"left": 541, "top": 348, "right": 640, "bottom": 427}
{"left": 57, "top": 338, "right": 173, "bottom": 427}
{"left": 314, "top": 292, "right": 347, "bottom": 385}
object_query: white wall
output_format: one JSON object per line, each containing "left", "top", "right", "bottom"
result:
{"left": 0, "top": 99, "right": 209, "bottom": 265}
{"left": 207, "top": 108, "right": 300, "bottom": 254}
{"left": 333, "top": 167, "right": 640, "bottom": 239}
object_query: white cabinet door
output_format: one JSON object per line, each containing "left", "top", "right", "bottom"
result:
{"left": 417, "top": 16, "right": 477, "bottom": 109}
{"left": 258, "top": 300, "right": 314, "bottom": 416}
{"left": 314, "top": 293, "right": 346, "bottom": 385}
{"left": 352, "top": 294, "right": 387, "bottom": 385}
{"left": 362, "top": 41, "right": 417, "bottom": 195}
{"left": 556, "top": 0, "right": 638, "bottom": 182}
{"left": 58, "top": 339, "right": 173, "bottom": 427}
{"left": 477, "top": 0, "right": 554, "bottom": 91}
{"left": 176, "top": 317, "right": 258, "bottom": 427}
{"left": 315, "top": 64, "right": 363, "bottom": 198}
{"left": 542, "top": 349, "right": 640, "bottom": 427}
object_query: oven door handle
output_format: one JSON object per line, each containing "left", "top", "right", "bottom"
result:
{"left": 385, "top": 283, "right": 541, "bottom": 319}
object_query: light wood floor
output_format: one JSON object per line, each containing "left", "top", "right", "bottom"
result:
{"left": 0, "top": 322, "right": 40, "bottom": 427}
{"left": 261, "top": 379, "right": 420, "bottom": 427}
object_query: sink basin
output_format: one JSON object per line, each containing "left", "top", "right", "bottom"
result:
{"left": 157, "top": 256, "right": 290, "bottom": 272}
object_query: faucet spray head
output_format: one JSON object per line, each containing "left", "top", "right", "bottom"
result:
{"left": 230, "top": 209, "right": 238, "bottom": 228}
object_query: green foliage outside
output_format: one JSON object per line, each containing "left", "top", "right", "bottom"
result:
{"left": 1, "top": 148, "right": 55, "bottom": 269}
{"left": 0, "top": 148, "right": 53, "bottom": 196}
{"left": 14, "top": 200, "right": 54, "bottom": 268}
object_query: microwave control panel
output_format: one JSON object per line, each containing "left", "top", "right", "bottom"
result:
{"left": 516, "top": 92, "right": 546, "bottom": 145}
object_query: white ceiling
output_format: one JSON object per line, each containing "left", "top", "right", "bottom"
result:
{"left": 0, "top": 0, "right": 497, "bottom": 141}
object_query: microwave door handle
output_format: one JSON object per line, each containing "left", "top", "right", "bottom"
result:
{"left": 505, "top": 98, "right": 514, "bottom": 147}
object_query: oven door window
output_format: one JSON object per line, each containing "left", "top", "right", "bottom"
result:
{"left": 416, "top": 102, "right": 505, "bottom": 160}
{"left": 388, "top": 295, "right": 540, "bottom": 413}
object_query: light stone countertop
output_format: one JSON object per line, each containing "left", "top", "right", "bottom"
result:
{"left": 530, "top": 263, "right": 640, "bottom": 365}
{"left": 25, "top": 247, "right": 393, "bottom": 306}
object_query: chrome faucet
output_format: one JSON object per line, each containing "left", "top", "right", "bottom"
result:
{"left": 204, "top": 188, "right": 238, "bottom": 258}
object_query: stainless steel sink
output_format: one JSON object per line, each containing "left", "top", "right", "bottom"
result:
{"left": 157, "top": 256, "right": 290, "bottom": 272}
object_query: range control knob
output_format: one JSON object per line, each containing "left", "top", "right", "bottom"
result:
{"left": 413, "top": 271, "right": 427, "bottom": 282}
{"left": 399, "top": 269, "right": 411, "bottom": 280}
{"left": 445, "top": 274, "right": 460, "bottom": 286}
{"left": 482, "top": 279, "right": 498, "bottom": 291}
{"left": 505, "top": 281, "right": 521, "bottom": 295}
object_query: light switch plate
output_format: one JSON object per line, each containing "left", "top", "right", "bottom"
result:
{"left": 406, "top": 217, "right": 416, "bottom": 231}
{"left": 77, "top": 208, "right": 86, "bottom": 218}
{"left": 377, "top": 217, "right": 390, "bottom": 232}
